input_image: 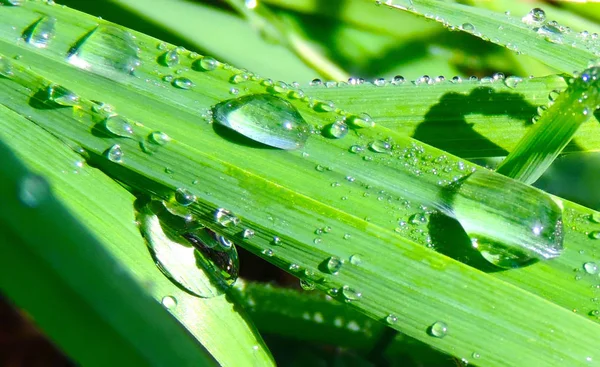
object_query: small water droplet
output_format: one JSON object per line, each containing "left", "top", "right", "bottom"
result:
{"left": 369, "top": 140, "right": 391, "bottom": 153}
{"left": 289, "top": 263, "right": 300, "bottom": 271}
{"left": 214, "top": 208, "right": 240, "bottom": 227}
{"left": 242, "top": 228, "right": 255, "bottom": 239}
{"left": 161, "top": 295, "right": 177, "bottom": 309}
{"left": 324, "top": 120, "right": 348, "bottom": 139}
{"left": 172, "top": 77, "right": 193, "bottom": 89}
{"left": 385, "top": 314, "right": 398, "bottom": 324}
{"left": 272, "top": 236, "right": 281, "bottom": 245}
{"left": 68, "top": 25, "right": 140, "bottom": 76}
{"left": 325, "top": 256, "right": 343, "bottom": 274}
{"left": 374, "top": 78, "right": 386, "bottom": 87}
{"left": 213, "top": 94, "right": 310, "bottom": 150}
{"left": 150, "top": 131, "right": 169, "bottom": 145}
{"left": 392, "top": 75, "right": 405, "bottom": 85}
{"left": 349, "top": 145, "right": 364, "bottom": 154}
{"left": 341, "top": 285, "right": 362, "bottom": 301}
{"left": 159, "top": 48, "right": 179, "bottom": 67}
{"left": 174, "top": 188, "right": 196, "bottom": 206}
{"left": 428, "top": 321, "right": 448, "bottom": 338}
{"left": 409, "top": 212, "right": 428, "bottom": 225}
{"left": 22, "top": 16, "right": 56, "bottom": 48}
{"left": 262, "top": 248, "right": 274, "bottom": 256}
{"left": 585, "top": 262, "right": 599, "bottom": 274}
{"left": 300, "top": 279, "right": 316, "bottom": 291}
{"left": 105, "top": 144, "right": 124, "bottom": 162}
{"left": 18, "top": 174, "right": 50, "bottom": 208}
{"left": 349, "top": 254, "right": 362, "bottom": 265}
{"left": 104, "top": 115, "right": 134, "bottom": 138}
{"left": 460, "top": 23, "right": 475, "bottom": 33}
{"left": 193, "top": 56, "right": 218, "bottom": 71}
{"left": 471, "top": 352, "right": 480, "bottom": 359}
{"left": 522, "top": 8, "right": 546, "bottom": 25}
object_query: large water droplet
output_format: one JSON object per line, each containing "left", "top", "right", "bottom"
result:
{"left": 324, "top": 120, "right": 348, "bottom": 139}
{"left": 18, "top": 174, "right": 50, "bottom": 208}
{"left": 213, "top": 94, "right": 310, "bottom": 150}
{"left": 193, "top": 56, "right": 218, "bottom": 71}
{"left": 22, "top": 16, "right": 56, "bottom": 48}
{"left": 444, "top": 170, "right": 563, "bottom": 269}
{"left": 385, "top": 314, "right": 398, "bottom": 324}
{"left": 159, "top": 48, "right": 179, "bottom": 67}
{"left": 138, "top": 202, "right": 239, "bottom": 298}
{"left": 214, "top": 208, "right": 240, "bottom": 227}
{"left": 428, "top": 321, "right": 448, "bottom": 338}
{"left": 103, "top": 115, "right": 135, "bottom": 138}
{"left": 522, "top": 8, "right": 546, "bottom": 25}
{"left": 172, "top": 77, "right": 193, "bottom": 90}
{"left": 161, "top": 295, "right": 177, "bottom": 309}
{"left": 325, "top": 256, "right": 343, "bottom": 274}
{"left": 584, "top": 262, "right": 599, "bottom": 274}
{"left": 44, "top": 84, "right": 79, "bottom": 106}
{"left": 341, "top": 285, "right": 362, "bottom": 302}
{"left": 68, "top": 25, "right": 140, "bottom": 77}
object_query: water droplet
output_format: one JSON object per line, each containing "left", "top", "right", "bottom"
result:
{"left": 44, "top": 84, "right": 79, "bottom": 106}
{"left": 262, "top": 248, "right": 274, "bottom": 256}
{"left": 369, "top": 140, "right": 391, "bottom": 153}
{"left": 22, "top": 16, "right": 56, "bottom": 48}
{"left": 18, "top": 174, "right": 50, "bottom": 208}
{"left": 172, "top": 77, "right": 193, "bottom": 89}
{"left": 68, "top": 25, "right": 140, "bottom": 76}
{"left": 460, "top": 23, "right": 475, "bottom": 33}
{"left": 349, "top": 145, "right": 364, "bottom": 154}
{"left": 213, "top": 94, "right": 310, "bottom": 150}
{"left": 590, "top": 213, "right": 600, "bottom": 223}
{"left": 194, "top": 56, "right": 218, "bottom": 71}
{"left": 537, "top": 23, "right": 564, "bottom": 44}
{"left": 214, "top": 208, "right": 240, "bottom": 227}
{"left": 105, "top": 144, "right": 123, "bottom": 162}
{"left": 584, "top": 262, "right": 599, "bottom": 274}
{"left": 138, "top": 203, "right": 239, "bottom": 298}
{"left": 548, "top": 90, "right": 561, "bottom": 102}
{"left": 409, "top": 212, "right": 428, "bottom": 225}
{"left": 428, "top": 321, "right": 448, "bottom": 338}
{"left": 445, "top": 170, "right": 564, "bottom": 268}
{"left": 272, "top": 236, "right": 281, "bottom": 245}
{"left": 386, "top": 314, "right": 398, "bottom": 324}
{"left": 522, "top": 8, "right": 546, "bottom": 25}
{"left": 104, "top": 115, "right": 134, "bottom": 138}
{"left": 242, "top": 228, "right": 255, "bottom": 239}
{"left": 150, "top": 131, "right": 169, "bottom": 145}
{"left": 310, "top": 78, "right": 322, "bottom": 86}
{"left": 374, "top": 78, "right": 386, "bottom": 86}
{"left": 325, "top": 256, "right": 343, "bottom": 274}
{"left": 324, "top": 120, "right": 348, "bottom": 139}
{"left": 159, "top": 48, "right": 179, "bottom": 67}
{"left": 161, "top": 295, "right": 177, "bottom": 309}
{"left": 452, "top": 76, "right": 462, "bottom": 83}
{"left": 471, "top": 352, "right": 480, "bottom": 359}
{"left": 289, "top": 263, "right": 300, "bottom": 271}
{"left": 349, "top": 254, "right": 362, "bottom": 265}
{"left": 175, "top": 188, "right": 196, "bottom": 206}
{"left": 346, "top": 113, "right": 374, "bottom": 128}
{"left": 0, "top": 56, "right": 13, "bottom": 78}
{"left": 392, "top": 75, "right": 405, "bottom": 85}
{"left": 341, "top": 285, "right": 362, "bottom": 301}
{"left": 300, "top": 279, "right": 316, "bottom": 291}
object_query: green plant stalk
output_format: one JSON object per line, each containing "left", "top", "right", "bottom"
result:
{"left": 496, "top": 67, "right": 600, "bottom": 184}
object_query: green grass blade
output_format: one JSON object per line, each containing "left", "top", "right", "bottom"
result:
{"left": 377, "top": 0, "right": 598, "bottom": 74}
{"left": 496, "top": 66, "right": 600, "bottom": 183}
{"left": 0, "top": 106, "right": 217, "bottom": 367}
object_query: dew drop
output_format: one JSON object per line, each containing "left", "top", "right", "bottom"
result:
{"left": 68, "top": 25, "right": 140, "bottom": 76}
{"left": 161, "top": 295, "right": 177, "bottom": 309}
{"left": 325, "top": 256, "right": 343, "bottom": 274}
{"left": 341, "top": 285, "right": 362, "bottom": 301}
{"left": 262, "top": 248, "right": 274, "bottom": 257}
{"left": 172, "top": 77, "right": 194, "bottom": 90}
{"left": 175, "top": 188, "right": 196, "bottom": 206}
{"left": 44, "top": 84, "right": 79, "bottom": 106}
{"left": 18, "top": 174, "right": 50, "bottom": 208}
{"left": 584, "top": 262, "right": 599, "bottom": 275}
{"left": 392, "top": 75, "right": 405, "bottom": 85}
{"left": 590, "top": 213, "right": 600, "bottom": 223}
{"left": 522, "top": 8, "right": 546, "bottom": 25}
{"left": 214, "top": 208, "right": 240, "bottom": 227}
{"left": 349, "top": 254, "right": 362, "bottom": 265}
{"left": 105, "top": 144, "right": 124, "bottom": 162}
{"left": 324, "top": 120, "right": 348, "bottom": 139}
{"left": 349, "top": 145, "right": 364, "bottom": 154}
{"left": 159, "top": 48, "right": 179, "bottom": 67}
{"left": 428, "top": 321, "right": 448, "bottom": 338}
{"left": 300, "top": 279, "right": 316, "bottom": 291}
{"left": 289, "top": 263, "right": 300, "bottom": 271}
{"left": 0, "top": 56, "right": 14, "bottom": 78}
{"left": 445, "top": 170, "right": 563, "bottom": 268}
{"left": 242, "top": 228, "right": 255, "bottom": 239}
{"left": 150, "top": 131, "right": 169, "bottom": 145}
{"left": 310, "top": 78, "right": 322, "bottom": 86}
{"left": 193, "top": 56, "right": 218, "bottom": 71}
{"left": 346, "top": 113, "right": 374, "bottom": 128}
{"left": 369, "top": 140, "right": 391, "bottom": 153}
{"left": 272, "top": 236, "right": 281, "bottom": 245}
{"left": 460, "top": 23, "right": 475, "bottom": 33}
{"left": 386, "top": 314, "right": 398, "bottom": 324}
{"left": 22, "top": 16, "right": 56, "bottom": 48}
{"left": 213, "top": 94, "right": 310, "bottom": 150}
{"left": 374, "top": 78, "right": 386, "bottom": 86}
{"left": 104, "top": 115, "right": 134, "bottom": 138}
{"left": 138, "top": 203, "right": 239, "bottom": 298}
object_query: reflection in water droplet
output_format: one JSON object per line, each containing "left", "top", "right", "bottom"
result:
{"left": 18, "top": 174, "right": 50, "bottom": 208}
{"left": 214, "top": 208, "right": 240, "bottom": 227}
{"left": 444, "top": 170, "right": 563, "bottom": 269}
{"left": 213, "top": 94, "right": 310, "bottom": 150}
{"left": 429, "top": 321, "right": 448, "bottom": 338}
{"left": 138, "top": 202, "right": 239, "bottom": 298}
{"left": 105, "top": 144, "right": 124, "bottom": 162}
{"left": 161, "top": 295, "right": 177, "bottom": 309}
{"left": 68, "top": 25, "right": 140, "bottom": 77}
{"left": 300, "top": 279, "right": 316, "bottom": 291}
{"left": 22, "top": 16, "right": 56, "bottom": 48}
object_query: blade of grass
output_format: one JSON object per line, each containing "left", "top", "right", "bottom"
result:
{"left": 496, "top": 66, "right": 600, "bottom": 183}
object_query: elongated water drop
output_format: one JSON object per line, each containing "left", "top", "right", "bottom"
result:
{"left": 68, "top": 25, "right": 140, "bottom": 76}
{"left": 214, "top": 208, "right": 240, "bottom": 227}
{"left": 44, "top": 84, "right": 79, "bottom": 106}
{"left": 138, "top": 202, "right": 238, "bottom": 298}
{"left": 104, "top": 115, "right": 135, "bottom": 138}
{"left": 325, "top": 256, "right": 343, "bottom": 274}
{"left": 172, "top": 77, "right": 193, "bottom": 90}
{"left": 443, "top": 170, "right": 563, "bottom": 268}
{"left": 22, "top": 16, "right": 56, "bottom": 48}
{"left": 213, "top": 94, "right": 310, "bottom": 150}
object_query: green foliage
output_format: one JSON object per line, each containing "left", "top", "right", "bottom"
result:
{"left": 1, "top": 0, "right": 600, "bottom": 366}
